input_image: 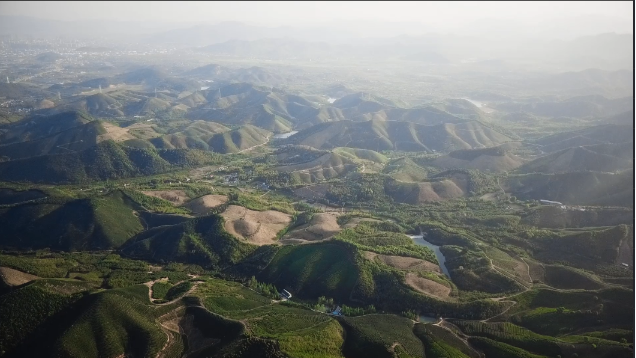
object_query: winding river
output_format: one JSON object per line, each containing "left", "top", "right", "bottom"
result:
{"left": 408, "top": 233, "right": 451, "bottom": 278}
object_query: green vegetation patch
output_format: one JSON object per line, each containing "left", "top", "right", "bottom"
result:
{"left": 54, "top": 286, "right": 165, "bottom": 358}
{"left": 0, "top": 279, "right": 92, "bottom": 355}
{"left": 151, "top": 281, "right": 172, "bottom": 300}
{"left": 413, "top": 323, "right": 477, "bottom": 358}
{"left": 165, "top": 281, "right": 193, "bottom": 300}
{"left": 198, "top": 278, "right": 271, "bottom": 314}
{"left": 335, "top": 223, "right": 437, "bottom": 264}
{"left": 340, "top": 314, "right": 424, "bottom": 358}
{"left": 257, "top": 241, "right": 360, "bottom": 302}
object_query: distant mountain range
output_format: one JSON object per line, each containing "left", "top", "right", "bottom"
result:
{"left": 286, "top": 119, "right": 513, "bottom": 152}
{"left": 518, "top": 142, "right": 633, "bottom": 174}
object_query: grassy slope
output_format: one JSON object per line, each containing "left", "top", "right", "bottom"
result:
{"left": 120, "top": 215, "right": 257, "bottom": 269}
{"left": 0, "top": 190, "right": 144, "bottom": 250}
{"left": 257, "top": 242, "right": 360, "bottom": 302}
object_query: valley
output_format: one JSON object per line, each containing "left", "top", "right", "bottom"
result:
{"left": 0, "top": 9, "right": 633, "bottom": 358}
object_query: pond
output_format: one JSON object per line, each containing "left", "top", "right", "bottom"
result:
{"left": 408, "top": 232, "right": 451, "bottom": 278}
{"left": 419, "top": 315, "right": 440, "bottom": 324}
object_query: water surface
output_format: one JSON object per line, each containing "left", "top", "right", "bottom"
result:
{"left": 408, "top": 233, "right": 451, "bottom": 278}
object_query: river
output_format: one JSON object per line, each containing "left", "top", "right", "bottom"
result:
{"left": 408, "top": 233, "right": 451, "bottom": 278}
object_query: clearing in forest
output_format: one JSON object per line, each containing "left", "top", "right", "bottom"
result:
{"left": 221, "top": 205, "right": 292, "bottom": 245}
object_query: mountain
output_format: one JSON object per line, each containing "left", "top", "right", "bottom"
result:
{"left": 0, "top": 83, "right": 50, "bottom": 99}
{"left": 286, "top": 119, "right": 513, "bottom": 152}
{"left": 275, "top": 148, "right": 361, "bottom": 184}
{"left": 431, "top": 144, "right": 524, "bottom": 172}
{"left": 505, "top": 169, "right": 633, "bottom": 207}
{"left": 384, "top": 175, "right": 468, "bottom": 204}
{"left": 67, "top": 93, "right": 125, "bottom": 117}
{"left": 518, "top": 142, "right": 633, "bottom": 174}
{"left": 0, "top": 120, "right": 107, "bottom": 160}
{"left": 606, "top": 110, "right": 634, "bottom": 126}
{"left": 150, "top": 123, "right": 270, "bottom": 154}
{"left": 0, "top": 140, "right": 219, "bottom": 183}
{"left": 120, "top": 215, "right": 256, "bottom": 268}
{"left": 109, "top": 67, "right": 200, "bottom": 92}
{"left": 184, "top": 63, "right": 287, "bottom": 86}
{"left": 200, "top": 38, "right": 333, "bottom": 60}
{"left": 145, "top": 20, "right": 365, "bottom": 46}
{"left": 0, "top": 190, "right": 144, "bottom": 251}
{"left": 494, "top": 95, "right": 633, "bottom": 119}
{"left": 381, "top": 157, "right": 430, "bottom": 182}
{"left": 534, "top": 124, "right": 633, "bottom": 153}
{"left": 187, "top": 83, "right": 344, "bottom": 132}
{"left": 0, "top": 111, "right": 92, "bottom": 145}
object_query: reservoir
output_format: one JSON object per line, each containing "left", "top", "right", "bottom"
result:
{"left": 419, "top": 315, "right": 440, "bottom": 324}
{"left": 272, "top": 131, "right": 299, "bottom": 139}
{"left": 408, "top": 233, "right": 451, "bottom": 278}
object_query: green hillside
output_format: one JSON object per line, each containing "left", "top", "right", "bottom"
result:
{"left": 287, "top": 119, "right": 513, "bottom": 152}
{"left": 0, "top": 190, "right": 144, "bottom": 251}
{"left": 382, "top": 157, "right": 429, "bottom": 182}
{"left": 276, "top": 150, "right": 363, "bottom": 184}
{"left": 150, "top": 122, "right": 270, "bottom": 154}
{"left": 340, "top": 314, "right": 424, "bottom": 358}
{"left": 0, "top": 140, "right": 221, "bottom": 183}
{"left": 6, "top": 285, "right": 167, "bottom": 358}
{"left": 0, "top": 279, "right": 94, "bottom": 355}
{"left": 67, "top": 93, "right": 125, "bottom": 117}
{"left": 505, "top": 169, "right": 633, "bottom": 207}
{"left": 256, "top": 242, "right": 362, "bottom": 302}
{"left": 534, "top": 124, "right": 633, "bottom": 153}
{"left": 0, "top": 120, "right": 106, "bottom": 160}
{"left": 187, "top": 83, "right": 344, "bottom": 132}
{"left": 432, "top": 144, "right": 524, "bottom": 172}
{"left": 208, "top": 125, "right": 271, "bottom": 153}
{"left": 518, "top": 142, "right": 633, "bottom": 174}
{"left": 120, "top": 215, "right": 257, "bottom": 269}
{"left": 0, "top": 111, "right": 92, "bottom": 145}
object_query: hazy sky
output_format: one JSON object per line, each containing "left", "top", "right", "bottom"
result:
{"left": 1, "top": 1, "right": 632, "bottom": 26}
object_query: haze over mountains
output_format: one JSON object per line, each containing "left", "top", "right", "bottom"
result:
{"left": 1, "top": 14, "right": 633, "bottom": 71}
{"left": 0, "top": 3, "right": 634, "bottom": 358}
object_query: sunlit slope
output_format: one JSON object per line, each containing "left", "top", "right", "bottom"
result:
{"left": 287, "top": 119, "right": 512, "bottom": 152}
{"left": 432, "top": 144, "right": 524, "bottom": 172}
{"left": 0, "top": 140, "right": 218, "bottom": 183}
{"left": 505, "top": 169, "right": 633, "bottom": 207}
{"left": 518, "top": 142, "right": 633, "bottom": 174}
{"left": 187, "top": 83, "right": 345, "bottom": 132}
{"left": 151, "top": 124, "right": 270, "bottom": 153}
{"left": 0, "top": 190, "right": 144, "bottom": 250}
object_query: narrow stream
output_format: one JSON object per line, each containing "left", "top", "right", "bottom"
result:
{"left": 408, "top": 232, "right": 451, "bottom": 278}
